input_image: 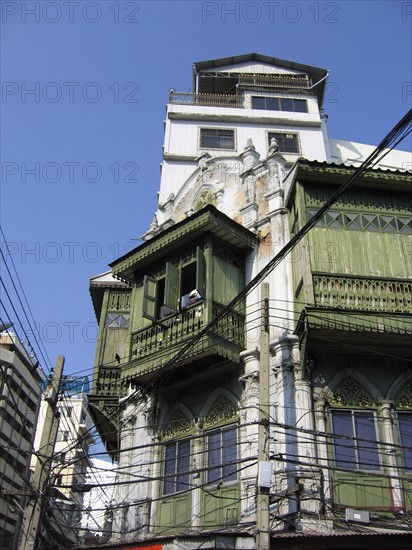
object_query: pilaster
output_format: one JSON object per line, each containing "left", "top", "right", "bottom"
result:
{"left": 379, "top": 400, "right": 404, "bottom": 509}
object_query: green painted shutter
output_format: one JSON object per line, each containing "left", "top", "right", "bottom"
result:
{"left": 165, "top": 261, "right": 180, "bottom": 311}
{"left": 143, "top": 275, "right": 157, "bottom": 321}
{"left": 196, "top": 247, "right": 206, "bottom": 297}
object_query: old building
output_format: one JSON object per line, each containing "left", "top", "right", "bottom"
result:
{"left": 32, "top": 375, "right": 94, "bottom": 547}
{"left": 87, "top": 54, "right": 411, "bottom": 548}
{"left": 0, "top": 329, "right": 45, "bottom": 550}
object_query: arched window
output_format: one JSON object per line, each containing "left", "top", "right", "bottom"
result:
{"left": 161, "top": 409, "right": 193, "bottom": 496}
{"left": 203, "top": 396, "right": 238, "bottom": 487}
{"left": 328, "top": 378, "right": 380, "bottom": 471}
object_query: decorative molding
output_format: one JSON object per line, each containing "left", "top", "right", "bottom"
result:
{"left": 307, "top": 208, "right": 412, "bottom": 234}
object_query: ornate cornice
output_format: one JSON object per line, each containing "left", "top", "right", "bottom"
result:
{"left": 111, "top": 205, "right": 257, "bottom": 283}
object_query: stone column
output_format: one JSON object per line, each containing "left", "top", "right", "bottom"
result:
{"left": 314, "top": 397, "right": 332, "bottom": 509}
{"left": 191, "top": 419, "right": 203, "bottom": 530}
{"left": 380, "top": 401, "right": 404, "bottom": 509}
{"left": 239, "top": 349, "right": 260, "bottom": 523}
{"left": 271, "top": 338, "right": 299, "bottom": 523}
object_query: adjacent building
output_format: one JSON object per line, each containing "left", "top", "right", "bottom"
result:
{"left": 87, "top": 54, "right": 412, "bottom": 548}
{"left": 0, "top": 329, "right": 45, "bottom": 550}
{"left": 32, "top": 375, "right": 94, "bottom": 547}
{"left": 81, "top": 458, "right": 117, "bottom": 544}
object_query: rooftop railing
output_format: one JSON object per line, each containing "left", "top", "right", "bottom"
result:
{"left": 169, "top": 92, "right": 243, "bottom": 108}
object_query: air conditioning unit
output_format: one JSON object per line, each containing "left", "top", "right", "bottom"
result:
{"left": 345, "top": 508, "right": 370, "bottom": 524}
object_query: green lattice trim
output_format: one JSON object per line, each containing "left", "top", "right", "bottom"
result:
{"left": 204, "top": 397, "right": 237, "bottom": 428}
{"left": 329, "top": 379, "right": 374, "bottom": 407}
{"left": 162, "top": 410, "right": 193, "bottom": 439}
{"left": 307, "top": 208, "right": 412, "bottom": 234}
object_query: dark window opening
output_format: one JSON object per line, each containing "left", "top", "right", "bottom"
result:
{"left": 331, "top": 410, "right": 380, "bottom": 471}
{"left": 207, "top": 426, "right": 237, "bottom": 486}
{"left": 200, "top": 128, "right": 235, "bottom": 150}
{"left": 252, "top": 96, "right": 308, "bottom": 113}
{"left": 143, "top": 248, "right": 205, "bottom": 321}
{"left": 157, "top": 277, "right": 166, "bottom": 318}
{"left": 398, "top": 412, "right": 412, "bottom": 470}
{"left": 268, "top": 132, "right": 300, "bottom": 154}
{"left": 180, "top": 262, "right": 201, "bottom": 308}
{"left": 164, "top": 439, "right": 191, "bottom": 495}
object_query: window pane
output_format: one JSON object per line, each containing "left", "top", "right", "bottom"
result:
{"left": 268, "top": 132, "right": 299, "bottom": 154}
{"left": 177, "top": 440, "right": 190, "bottom": 492}
{"left": 332, "top": 411, "right": 356, "bottom": 468}
{"left": 266, "top": 97, "right": 279, "bottom": 110}
{"left": 282, "top": 134, "right": 299, "bottom": 153}
{"left": 201, "top": 130, "right": 217, "bottom": 148}
{"left": 200, "top": 128, "right": 234, "bottom": 149}
{"left": 207, "top": 432, "right": 222, "bottom": 485}
{"left": 294, "top": 99, "right": 308, "bottom": 113}
{"left": 399, "top": 413, "right": 412, "bottom": 470}
{"left": 164, "top": 443, "right": 176, "bottom": 495}
{"left": 252, "top": 96, "right": 265, "bottom": 110}
{"left": 223, "top": 427, "right": 237, "bottom": 481}
{"left": 281, "top": 98, "right": 294, "bottom": 112}
{"left": 218, "top": 130, "right": 235, "bottom": 149}
{"left": 354, "top": 412, "right": 380, "bottom": 470}
{"left": 164, "top": 440, "right": 191, "bottom": 494}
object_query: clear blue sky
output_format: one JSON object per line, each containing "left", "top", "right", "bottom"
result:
{"left": 1, "top": 0, "right": 411, "bottom": 382}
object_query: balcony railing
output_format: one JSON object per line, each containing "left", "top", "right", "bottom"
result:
{"left": 131, "top": 302, "right": 244, "bottom": 361}
{"left": 238, "top": 74, "right": 310, "bottom": 89}
{"left": 211, "top": 302, "right": 244, "bottom": 348}
{"left": 132, "top": 303, "right": 205, "bottom": 359}
{"left": 95, "top": 365, "right": 123, "bottom": 396}
{"left": 169, "top": 92, "right": 243, "bottom": 108}
{"left": 313, "top": 274, "right": 412, "bottom": 313}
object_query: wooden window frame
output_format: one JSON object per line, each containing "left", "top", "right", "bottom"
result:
{"left": 163, "top": 438, "right": 191, "bottom": 495}
{"left": 206, "top": 425, "right": 238, "bottom": 486}
{"left": 143, "top": 247, "right": 205, "bottom": 321}
{"left": 330, "top": 409, "right": 381, "bottom": 471}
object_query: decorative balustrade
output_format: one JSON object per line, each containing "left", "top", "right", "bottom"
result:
{"left": 95, "top": 365, "right": 123, "bottom": 396}
{"left": 238, "top": 74, "right": 310, "bottom": 89}
{"left": 132, "top": 303, "right": 206, "bottom": 359}
{"left": 131, "top": 302, "right": 244, "bottom": 360}
{"left": 169, "top": 92, "right": 243, "bottom": 108}
{"left": 313, "top": 274, "right": 412, "bottom": 313}
{"left": 211, "top": 303, "right": 244, "bottom": 347}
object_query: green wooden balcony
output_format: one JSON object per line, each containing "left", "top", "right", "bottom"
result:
{"left": 88, "top": 365, "right": 125, "bottom": 457}
{"left": 123, "top": 301, "right": 244, "bottom": 383}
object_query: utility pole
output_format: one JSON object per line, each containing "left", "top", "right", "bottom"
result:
{"left": 19, "top": 356, "right": 64, "bottom": 550}
{"left": 257, "top": 283, "right": 270, "bottom": 550}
